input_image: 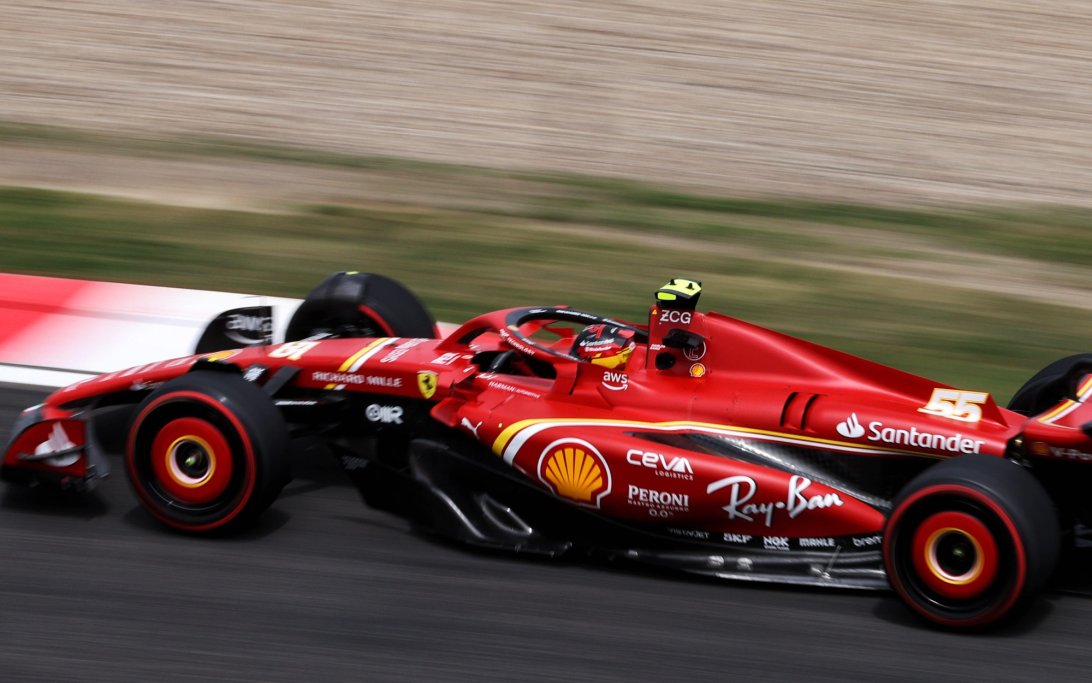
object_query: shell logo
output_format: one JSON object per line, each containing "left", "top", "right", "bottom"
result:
{"left": 537, "top": 438, "right": 612, "bottom": 508}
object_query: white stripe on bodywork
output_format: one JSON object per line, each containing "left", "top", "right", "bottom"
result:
{"left": 1039, "top": 400, "right": 1083, "bottom": 425}
{"left": 347, "top": 338, "right": 398, "bottom": 372}
{"left": 499, "top": 419, "right": 901, "bottom": 465}
{"left": 330, "top": 338, "right": 398, "bottom": 390}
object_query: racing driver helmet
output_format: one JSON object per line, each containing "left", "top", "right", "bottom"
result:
{"left": 571, "top": 323, "right": 637, "bottom": 369}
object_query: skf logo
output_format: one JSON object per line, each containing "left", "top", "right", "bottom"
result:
{"left": 537, "top": 438, "right": 611, "bottom": 508}
{"left": 417, "top": 371, "right": 438, "bottom": 399}
{"left": 836, "top": 413, "right": 865, "bottom": 439}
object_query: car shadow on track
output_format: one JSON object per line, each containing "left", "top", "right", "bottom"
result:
{"left": 119, "top": 499, "right": 293, "bottom": 541}
{"left": 383, "top": 521, "right": 887, "bottom": 600}
{"left": 360, "top": 521, "right": 1074, "bottom": 633}
{"left": 870, "top": 591, "right": 1055, "bottom": 635}
{"left": 0, "top": 485, "right": 110, "bottom": 520}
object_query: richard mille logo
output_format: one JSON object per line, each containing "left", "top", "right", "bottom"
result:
{"left": 836, "top": 413, "right": 866, "bottom": 439}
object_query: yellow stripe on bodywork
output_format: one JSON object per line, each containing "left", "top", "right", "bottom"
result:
{"left": 1038, "top": 375, "right": 1092, "bottom": 422}
{"left": 338, "top": 338, "right": 391, "bottom": 372}
{"left": 1039, "top": 399, "right": 1078, "bottom": 425}
{"left": 1079, "top": 375, "right": 1092, "bottom": 401}
{"left": 492, "top": 417, "right": 944, "bottom": 465}
{"left": 323, "top": 338, "right": 391, "bottom": 389}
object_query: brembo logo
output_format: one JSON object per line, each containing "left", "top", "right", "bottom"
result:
{"left": 836, "top": 413, "right": 866, "bottom": 439}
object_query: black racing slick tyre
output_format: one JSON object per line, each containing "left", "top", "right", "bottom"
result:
{"left": 1007, "top": 353, "right": 1092, "bottom": 416}
{"left": 285, "top": 271, "right": 436, "bottom": 341}
{"left": 883, "top": 454, "right": 1059, "bottom": 628}
{"left": 125, "top": 371, "right": 290, "bottom": 534}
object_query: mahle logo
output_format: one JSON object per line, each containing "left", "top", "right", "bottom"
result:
{"left": 537, "top": 438, "right": 611, "bottom": 508}
{"left": 836, "top": 413, "right": 865, "bottom": 439}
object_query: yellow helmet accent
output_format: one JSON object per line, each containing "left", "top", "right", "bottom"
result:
{"left": 590, "top": 346, "right": 634, "bottom": 369}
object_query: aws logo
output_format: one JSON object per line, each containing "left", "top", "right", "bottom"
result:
{"left": 602, "top": 371, "right": 628, "bottom": 391}
{"left": 537, "top": 438, "right": 612, "bottom": 508}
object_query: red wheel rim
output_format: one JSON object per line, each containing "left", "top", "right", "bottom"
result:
{"left": 150, "top": 416, "right": 234, "bottom": 505}
{"left": 910, "top": 510, "right": 999, "bottom": 600}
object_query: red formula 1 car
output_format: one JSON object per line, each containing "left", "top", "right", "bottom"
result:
{"left": 3, "top": 272, "right": 1091, "bottom": 628}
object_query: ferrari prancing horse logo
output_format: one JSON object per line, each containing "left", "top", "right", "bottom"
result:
{"left": 417, "top": 370, "right": 438, "bottom": 399}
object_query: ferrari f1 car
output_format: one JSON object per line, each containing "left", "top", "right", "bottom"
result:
{"left": 3, "top": 272, "right": 1091, "bottom": 628}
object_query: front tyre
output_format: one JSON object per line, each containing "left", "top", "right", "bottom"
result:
{"left": 126, "top": 371, "right": 290, "bottom": 533}
{"left": 883, "top": 454, "right": 1059, "bottom": 628}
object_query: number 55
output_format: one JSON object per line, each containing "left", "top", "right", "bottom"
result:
{"left": 918, "top": 388, "right": 990, "bottom": 423}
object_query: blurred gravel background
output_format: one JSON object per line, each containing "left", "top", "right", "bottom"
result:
{"left": 2, "top": 7, "right": 1092, "bottom": 679}
{"left": 3, "top": 0, "right": 1092, "bottom": 207}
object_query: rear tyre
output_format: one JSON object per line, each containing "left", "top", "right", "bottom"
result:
{"left": 883, "top": 454, "right": 1059, "bottom": 628}
{"left": 1007, "top": 353, "right": 1092, "bottom": 415}
{"left": 285, "top": 271, "right": 436, "bottom": 341}
{"left": 126, "top": 371, "right": 290, "bottom": 533}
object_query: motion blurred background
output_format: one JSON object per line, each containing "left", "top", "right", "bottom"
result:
{"left": 2, "top": 3, "right": 1092, "bottom": 680}
{"left": 1, "top": 0, "right": 1089, "bottom": 392}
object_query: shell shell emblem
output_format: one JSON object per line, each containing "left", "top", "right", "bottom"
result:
{"left": 537, "top": 438, "right": 611, "bottom": 508}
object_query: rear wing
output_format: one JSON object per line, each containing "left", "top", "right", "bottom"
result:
{"left": 1022, "top": 372, "right": 1092, "bottom": 455}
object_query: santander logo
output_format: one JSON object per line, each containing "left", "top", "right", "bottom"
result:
{"left": 834, "top": 412, "right": 986, "bottom": 454}
{"left": 836, "top": 413, "right": 866, "bottom": 439}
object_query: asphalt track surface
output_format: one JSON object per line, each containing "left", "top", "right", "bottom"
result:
{"left": 3, "top": 385, "right": 1092, "bottom": 682}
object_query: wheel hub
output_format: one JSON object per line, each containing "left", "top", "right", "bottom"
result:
{"left": 175, "top": 441, "right": 211, "bottom": 480}
{"left": 933, "top": 530, "right": 978, "bottom": 579}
